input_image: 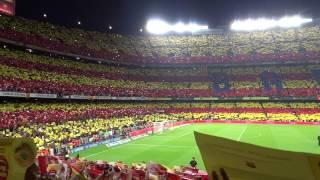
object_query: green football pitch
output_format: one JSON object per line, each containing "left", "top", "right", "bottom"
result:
{"left": 74, "top": 123, "right": 320, "bottom": 170}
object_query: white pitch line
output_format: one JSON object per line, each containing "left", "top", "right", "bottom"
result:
{"left": 84, "top": 149, "right": 109, "bottom": 158}
{"left": 128, "top": 143, "right": 195, "bottom": 148}
{"left": 83, "top": 143, "right": 127, "bottom": 158}
{"left": 83, "top": 143, "right": 197, "bottom": 159}
{"left": 84, "top": 126, "right": 194, "bottom": 159}
{"left": 237, "top": 125, "right": 248, "bottom": 141}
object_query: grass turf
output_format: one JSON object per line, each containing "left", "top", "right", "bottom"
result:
{"left": 74, "top": 123, "right": 320, "bottom": 170}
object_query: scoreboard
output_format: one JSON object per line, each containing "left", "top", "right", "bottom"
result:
{"left": 0, "top": 0, "right": 15, "bottom": 16}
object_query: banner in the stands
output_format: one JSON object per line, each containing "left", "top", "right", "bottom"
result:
{"left": 69, "top": 95, "right": 146, "bottom": 100}
{"left": 0, "top": 91, "right": 57, "bottom": 98}
{"left": 0, "top": 91, "right": 318, "bottom": 101}
{"left": 94, "top": 96, "right": 113, "bottom": 100}
{"left": 0, "top": 91, "right": 27, "bottom": 97}
{"left": 70, "top": 137, "right": 121, "bottom": 154}
{"left": 195, "top": 132, "right": 320, "bottom": 180}
{"left": 242, "top": 97, "right": 270, "bottom": 100}
{"left": 174, "top": 97, "right": 194, "bottom": 100}
{"left": 70, "top": 95, "right": 95, "bottom": 100}
{"left": 0, "top": 138, "right": 37, "bottom": 180}
{"left": 147, "top": 97, "right": 172, "bottom": 100}
{"left": 260, "top": 71, "right": 283, "bottom": 93}
{"left": 193, "top": 97, "right": 220, "bottom": 100}
{"left": 29, "top": 93, "right": 57, "bottom": 99}
{"left": 210, "top": 74, "right": 231, "bottom": 93}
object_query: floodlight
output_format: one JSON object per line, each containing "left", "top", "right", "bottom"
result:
{"left": 146, "top": 19, "right": 171, "bottom": 34}
{"left": 278, "top": 15, "right": 312, "bottom": 28}
{"left": 231, "top": 15, "right": 312, "bottom": 31}
{"left": 146, "top": 19, "right": 208, "bottom": 34}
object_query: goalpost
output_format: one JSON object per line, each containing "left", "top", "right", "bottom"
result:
{"left": 153, "top": 122, "right": 165, "bottom": 134}
{"left": 152, "top": 112, "right": 176, "bottom": 134}
{"left": 153, "top": 120, "right": 176, "bottom": 134}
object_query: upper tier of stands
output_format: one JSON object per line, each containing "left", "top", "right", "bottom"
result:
{"left": 0, "top": 15, "right": 320, "bottom": 65}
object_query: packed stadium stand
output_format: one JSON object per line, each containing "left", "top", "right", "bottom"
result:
{"left": 3, "top": 101, "right": 320, "bottom": 151}
{"left": 0, "top": 47, "right": 320, "bottom": 98}
{"left": 0, "top": 15, "right": 320, "bottom": 65}
{"left": 1, "top": 14, "right": 320, "bottom": 179}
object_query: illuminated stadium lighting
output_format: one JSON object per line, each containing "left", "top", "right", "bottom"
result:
{"left": 77, "top": 21, "right": 81, "bottom": 25}
{"left": 231, "top": 15, "right": 312, "bottom": 31}
{"left": 43, "top": 13, "right": 47, "bottom": 18}
{"left": 146, "top": 19, "right": 208, "bottom": 34}
{"left": 108, "top": 25, "right": 113, "bottom": 30}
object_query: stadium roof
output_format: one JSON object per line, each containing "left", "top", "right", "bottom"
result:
{"left": 16, "top": 0, "right": 320, "bottom": 34}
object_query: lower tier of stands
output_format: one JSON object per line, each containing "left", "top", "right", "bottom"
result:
{"left": 23, "top": 119, "right": 320, "bottom": 180}
{"left": 3, "top": 101, "right": 320, "bottom": 180}
{"left": 2, "top": 102, "right": 320, "bottom": 151}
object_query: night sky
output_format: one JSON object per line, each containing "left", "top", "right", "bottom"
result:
{"left": 16, "top": 0, "right": 320, "bottom": 34}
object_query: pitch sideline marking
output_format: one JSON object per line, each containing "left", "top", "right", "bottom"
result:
{"left": 126, "top": 143, "right": 196, "bottom": 148}
{"left": 83, "top": 141, "right": 136, "bottom": 158}
{"left": 84, "top": 130, "right": 192, "bottom": 158}
{"left": 84, "top": 128, "right": 194, "bottom": 159}
{"left": 237, "top": 125, "right": 248, "bottom": 141}
{"left": 83, "top": 143, "right": 197, "bottom": 159}
{"left": 84, "top": 149, "right": 110, "bottom": 158}
{"left": 84, "top": 134, "right": 196, "bottom": 159}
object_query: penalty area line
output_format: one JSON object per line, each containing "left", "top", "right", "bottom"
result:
{"left": 237, "top": 125, "right": 248, "bottom": 141}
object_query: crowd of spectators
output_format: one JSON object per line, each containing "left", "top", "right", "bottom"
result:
{"left": 38, "top": 155, "right": 208, "bottom": 179}
{"left": 2, "top": 101, "right": 320, "bottom": 152}
{"left": 0, "top": 15, "right": 320, "bottom": 64}
{"left": 12, "top": 117, "right": 151, "bottom": 156}
{"left": 1, "top": 14, "right": 320, "bottom": 179}
{"left": 2, "top": 101, "right": 318, "bottom": 180}
{"left": 0, "top": 47, "right": 320, "bottom": 98}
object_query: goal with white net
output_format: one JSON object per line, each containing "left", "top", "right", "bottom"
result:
{"left": 152, "top": 120, "right": 176, "bottom": 134}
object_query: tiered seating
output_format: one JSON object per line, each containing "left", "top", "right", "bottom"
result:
{"left": 0, "top": 15, "right": 320, "bottom": 65}
{"left": 2, "top": 102, "right": 320, "bottom": 151}
{"left": 211, "top": 103, "right": 237, "bottom": 120}
{"left": 9, "top": 117, "right": 143, "bottom": 150}
{"left": 236, "top": 102, "right": 266, "bottom": 121}
{"left": 2, "top": 13, "right": 320, "bottom": 180}
{"left": 290, "top": 103, "right": 320, "bottom": 121}
{"left": 0, "top": 48, "right": 320, "bottom": 98}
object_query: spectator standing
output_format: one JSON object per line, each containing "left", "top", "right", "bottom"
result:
{"left": 189, "top": 157, "right": 197, "bottom": 168}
